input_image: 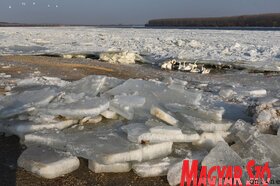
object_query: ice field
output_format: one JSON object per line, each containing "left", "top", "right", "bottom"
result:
{"left": 0, "top": 27, "right": 280, "bottom": 64}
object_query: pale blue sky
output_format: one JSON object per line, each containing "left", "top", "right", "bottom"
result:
{"left": 0, "top": 0, "right": 280, "bottom": 25}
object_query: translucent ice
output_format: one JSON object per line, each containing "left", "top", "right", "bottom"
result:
{"left": 109, "top": 95, "right": 145, "bottom": 120}
{"left": 182, "top": 115, "right": 232, "bottom": 132}
{"left": 122, "top": 123, "right": 199, "bottom": 143}
{"left": 16, "top": 76, "right": 69, "bottom": 88}
{"left": 121, "top": 123, "right": 149, "bottom": 143}
{"left": 105, "top": 79, "right": 202, "bottom": 115}
{"left": 219, "top": 88, "right": 236, "bottom": 99}
{"left": 192, "top": 132, "right": 229, "bottom": 150}
{"left": 88, "top": 160, "right": 131, "bottom": 173}
{"left": 24, "top": 123, "right": 173, "bottom": 164}
{"left": 0, "top": 87, "right": 57, "bottom": 118}
{"left": 100, "top": 142, "right": 173, "bottom": 164}
{"left": 18, "top": 146, "right": 79, "bottom": 179}
{"left": 167, "top": 149, "right": 207, "bottom": 186}
{"left": 149, "top": 125, "right": 183, "bottom": 135}
{"left": 138, "top": 132, "right": 200, "bottom": 144}
{"left": 110, "top": 102, "right": 134, "bottom": 120}
{"left": 201, "top": 141, "right": 244, "bottom": 167}
{"left": 3, "top": 120, "right": 77, "bottom": 137}
{"left": 64, "top": 75, "right": 124, "bottom": 97}
{"left": 46, "top": 97, "right": 109, "bottom": 118}
{"left": 132, "top": 157, "right": 179, "bottom": 177}
{"left": 113, "top": 95, "right": 146, "bottom": 108}
{"left": 231, "top": 134, "right": 280, "bottom": 166}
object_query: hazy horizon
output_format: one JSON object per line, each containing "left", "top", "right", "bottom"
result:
{"left": 1, "top": 0, "right": 280, "bottom": 25}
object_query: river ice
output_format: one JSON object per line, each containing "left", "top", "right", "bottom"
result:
{"left": 0, "top": 27, "right": 279, "bottom": 65}
{"left": 0, "top": 73, "right": 279, "bottom": 183}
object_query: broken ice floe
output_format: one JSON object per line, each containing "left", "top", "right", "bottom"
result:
{"left": 1, "top": 120, "right": 77, "bottom": 137}
{"left": 132, "top": 157, "right": 180, "bottom": 177}
{"left": 89, "top": 160, "right": 131, "bottom": 173}
{"left": 1, "top": 74, "right": 279, "bottom": 184}
{"left": 167, "top": 149, "right": 208, "bottom": 186}
{"left": 248, "top": 97, "right": 280, "bottom": 133}
{"left": 122, "top": 122, "right": 199, "bottom": 144}
{"left": 99, "top": 51, "right": 144, "bottom": 64}
{"left": 201, "top": 141, "right": 244, "bottom": 167}
{"left": 45, "top": 97, "right": 109, "bottom": 118}
{"left": 0, "top": 88, "right": 58, "bottom": 118}
{"left": 18, "top": 146, "right": 80, "bottom": 179}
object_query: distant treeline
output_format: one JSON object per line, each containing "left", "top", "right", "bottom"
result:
{"left": 146, "top": 13, "right": 280, "bottom": 27}
{"left": 0, "top": 22, "right": 64, "bottom": 27}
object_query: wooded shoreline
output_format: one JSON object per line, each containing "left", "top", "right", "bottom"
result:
{"left": 146, "top": 13, "right": 280, "bottom": 27}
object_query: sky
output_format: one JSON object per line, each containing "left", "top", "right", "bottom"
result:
{"left": 0, "top": 0, "right": 280, "bottom": 25}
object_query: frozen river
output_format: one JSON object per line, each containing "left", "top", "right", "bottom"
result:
{"left": 0, "top": 27, "right": 279, "bottom": 64}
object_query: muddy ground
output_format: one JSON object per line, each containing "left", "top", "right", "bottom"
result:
{"left": 0, "top": 55, "right": 279, "bottom": 186}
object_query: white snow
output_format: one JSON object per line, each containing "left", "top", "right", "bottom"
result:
{"left": 0, "top": 27, "right": 279, "bottom": 65}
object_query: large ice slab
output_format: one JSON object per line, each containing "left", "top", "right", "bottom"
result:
{"left": 165, "top": 104, "right": 225, "bottom": 122}
{"left": 18, "top": 146, "right": 80, "bottom": 179}
{"left": 24, "top": 122, "right": 173, "bottom": 164}
{"left": 2, "top": 120, "right": 77, "bottom": 137}
{"left": 201, "top": 141, "right": 244, "bottom": 167}
{"left": 232, "top": 134, "right": 280, "bottom": 166}
{"left": 63, "top": 75, "right": 124, "bottom": 97}
{"left": 16, "top": 76, "right": 69, "bottom": 88}
{"left": 138, "top": 132, "right": 200, "bottom": 144}
{"left": 100, "top": 141, "right": 173, "bottom": 165}
{"left": 149, "top": 125, "right": 183, "bottom": 135}
{"left": 167, "top": 149, "right": 207, "bottom": 186}
{"left": 109, "top": 95, "right": 145, "bottom": 120}
{"left": 88, "top": 160, "right": 131, "bottom": 173}
{"left": 45, "top": 97, "right": 109, "bottom": 118}
{"left": 180, "top": 115, "right": 232, "bottom": 132}
{"left": 121, "top": 123, "right": 149, "bottom": 143}
{"left": 0, "top": 87, "right": 57, "bottom": 118}
{"left": 192, "top": 132, "right": 228, "bottom": 150}
{"left": 249, "top": 98, "right": 280, "bottom": 133}
{"left": 132, "top": 157, "right": 179, "bottom": 177}
{"left": 105, "top": 79, "right": 202, "bottom": 119}
{"left": 122, "top": 123, "right": 199, "bottom": 144}
{"left": 226, "top": 119, "right": 259, "bottom": 143}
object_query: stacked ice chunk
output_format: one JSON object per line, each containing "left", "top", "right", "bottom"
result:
{"left": 1, "top": 75, "right": 279, "bottom": 184}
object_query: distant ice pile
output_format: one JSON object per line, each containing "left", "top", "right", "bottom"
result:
{"left": 0, "top": 27, "right": 280, "bottom": 65}
{"left": 0, "top": 74, "right": 280, "bottom": 184}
